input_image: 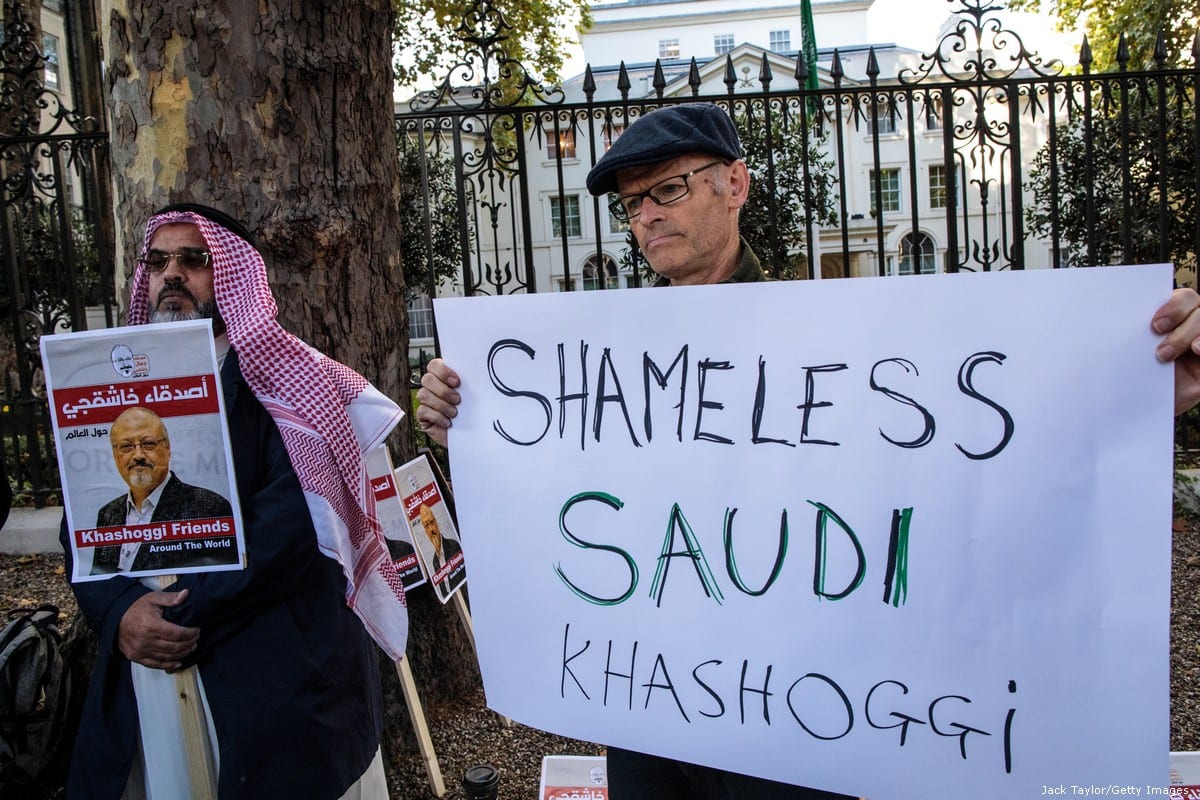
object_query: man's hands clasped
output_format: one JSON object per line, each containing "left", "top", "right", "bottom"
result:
{"left": 117, "top": 588, "right": 199, "bottom": 672}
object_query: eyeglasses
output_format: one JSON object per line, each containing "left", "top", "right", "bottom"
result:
{"left": 608, "top": 160, "right": 726, "bottom": 222}
{"left": 113, "top": 438, "right": 166, "bottom": 455}
{"left": 138, "top": 248, "right": 212, "bottom": 273}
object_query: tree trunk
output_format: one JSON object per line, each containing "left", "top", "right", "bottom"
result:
{"left": 102, "top": 1, "right": 411, "bottom": 408}
{"left": 100, "top": 0, "right": 480, "bottom": 767}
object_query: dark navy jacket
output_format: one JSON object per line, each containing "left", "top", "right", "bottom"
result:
{"left": 61, "top": 350, "right": 383, "bottom": 799}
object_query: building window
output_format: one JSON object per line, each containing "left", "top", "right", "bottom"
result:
{"left": 929, "top": 164, "right": 948, "bottom": 209}
{"left": 603, "top": 123, "right": 625, "bottom": 152}
{"left": 584, "top": 255, "right": 620, "bottom": 291}
{"left": 769, "top": 30, "right": 791, "bottom": 52}
{"left": 551, "top": 194, "right": 582, "bottom": 239}
{"left": 547, "top": 128, "right": 576, "bottom": 160}
{"left": 870, "top": 168, "right": 901, "bottom": 215}
{"left": 43, "top": 34, "right": 60, "bottom": 90}
{"left": 898, "top": 232, "right": 937, "bottom": 275}
{"left": 659, "top": 39, "right": 680, "bottom": 59}
{"left": 714, "top": 33, "right": 735, "bottom": 55}
{"left": 407, "top": 293, "right": 435, "bottom": 340}
{"left": 867, "top": 102, "right": 896, "bottom": 136}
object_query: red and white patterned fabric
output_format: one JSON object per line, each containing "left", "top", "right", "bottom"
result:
{"left": 128, "top": 209, "right": 409, "bottom": 661}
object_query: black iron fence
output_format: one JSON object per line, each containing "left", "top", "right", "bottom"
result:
{"left": 395, "top": 0, "right": 1197, "bottom": 300}
{"left": 394, "top": 0, "right": 1198, "bottom": 451}
{"left": 1, "top": 0, "right": 1198, "bottom": 502}
{"left": 0, "top": 0, "right": 112, "bottom": 505}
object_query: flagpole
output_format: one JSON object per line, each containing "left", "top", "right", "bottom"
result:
{"left": 801, "top": 0, "right": 822, "bottom": 279}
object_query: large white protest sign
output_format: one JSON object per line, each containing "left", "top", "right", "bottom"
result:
{"left": 435, "top": 265, "right": 1173, "bottom": 799}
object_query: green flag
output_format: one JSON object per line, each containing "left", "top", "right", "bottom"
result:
{"left": 801, "top": 0, "right": 819, "bottom": 94}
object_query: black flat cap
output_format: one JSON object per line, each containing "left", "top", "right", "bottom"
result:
{"left": 585, "top": 103, "right": 742, "bottom": 196}
{"left": 153, "top": 203, "right": 257, "bottom": 248}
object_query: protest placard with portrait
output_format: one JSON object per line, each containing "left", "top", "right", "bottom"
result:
{"left": 42, "top": 320, "right": 245, "bottom": 581}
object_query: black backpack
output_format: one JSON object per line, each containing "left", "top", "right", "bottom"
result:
{"left": 0, "top": 605, "right": 75, "bottom": 799}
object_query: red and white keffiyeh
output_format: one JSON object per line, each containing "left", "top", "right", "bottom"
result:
{"left": 128, "top": 209, "right": 408, "bottom": 661}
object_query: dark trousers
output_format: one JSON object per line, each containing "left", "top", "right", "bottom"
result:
{"left": 606, "top": 747, "right": 857, "bottom": 800}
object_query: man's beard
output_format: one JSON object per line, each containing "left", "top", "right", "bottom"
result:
{"left": 125, "top": 462, "right": 162, "bottom": 491}
{"left": 148, "top": 281, "right": 223, "bottom": 329}
{"left": 150, "top": 299, "right": 220, "bottom": 325}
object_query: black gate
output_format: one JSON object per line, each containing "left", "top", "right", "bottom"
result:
{"left": 0, "top": 0, "right": 113, "bottom": 506}
{"left": 394, "top": 0, "right": 1198, "bottom": 449}
{"left": 1, "top": 0, "right": 1198, "bottom": 503}
{"left": 395, "top": 0, "right": 1197, "bottom": 294}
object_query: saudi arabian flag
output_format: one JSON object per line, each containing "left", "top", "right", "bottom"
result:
{"left": 801, "top": 0, "right": 819, "bottom": 94}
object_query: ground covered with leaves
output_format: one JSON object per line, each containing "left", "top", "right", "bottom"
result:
{"left": 5, "top": 506, "right": 1200, "bottom": 797}
{"left": 0, "top": 552, "right": 602, "bottom": 799}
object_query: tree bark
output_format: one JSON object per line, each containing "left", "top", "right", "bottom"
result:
{"left": 100, "top": 0, "right": 479, "bottom": 767}
{"left": 102, "top": 0, "right": 413, "bottom": 428}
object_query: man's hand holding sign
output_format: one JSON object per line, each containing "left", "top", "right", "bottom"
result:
{"left": 418, "top": 103, "right": 1199, "bottom": 799}
{"left": 1153, "top": 287, "right": 1200, "bottom": 415}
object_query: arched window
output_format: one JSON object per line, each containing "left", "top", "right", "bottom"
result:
{"left": 583, "top": 255, "right": 619, "bottom": 291}
{"left": 898, "top": 232, "right": 937, "bottom": 275}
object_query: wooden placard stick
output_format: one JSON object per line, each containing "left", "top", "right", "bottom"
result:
{"left": 160, "top": 574, "right": 218, "bottom": 799}
{"left": 395, "top": 654, "right": 446, "bottom": 797}
{"left": 450, "top": 591, "right": 476, "bottom": 662}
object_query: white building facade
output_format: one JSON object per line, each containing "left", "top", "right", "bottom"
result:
{"left": 401, "top": 0, "right": 1085, "bottom": 355}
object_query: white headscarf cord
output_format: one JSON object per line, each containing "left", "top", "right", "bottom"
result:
{"left": 130, "top": 210, "right": 409, "bottom": 661}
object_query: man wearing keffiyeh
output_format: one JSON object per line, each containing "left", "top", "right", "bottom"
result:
{"left": 59, "top": 203, "right": 406, "bottom": 800}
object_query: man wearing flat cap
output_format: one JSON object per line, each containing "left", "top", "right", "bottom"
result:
{"left": 61, "top": 204, "right": 407, "bottom": 799}
{"left": 419, "top": 103, "right": 767, "bottom": 427}
{"left": 586, "top": 102, "right": 760, "bottom": 288}
{"left": 419, "top": 102, "right": 851, "bottom": 800}
{"left": 416, "top": 102, "right": 1200, "bottom": 797}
